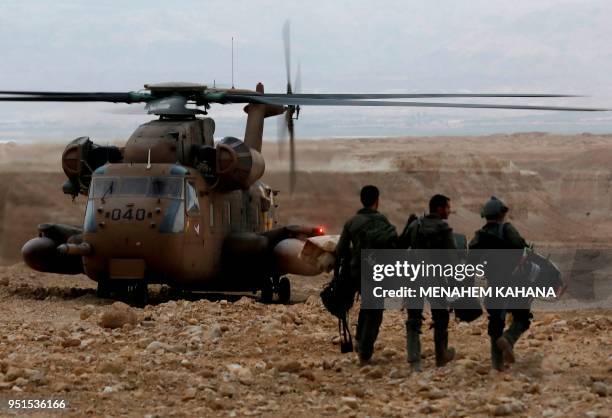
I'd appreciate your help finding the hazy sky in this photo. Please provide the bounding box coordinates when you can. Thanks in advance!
[1,0,612,141]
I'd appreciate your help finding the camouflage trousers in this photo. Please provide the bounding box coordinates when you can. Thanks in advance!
[355,309,384,361]
[487,308,532,340]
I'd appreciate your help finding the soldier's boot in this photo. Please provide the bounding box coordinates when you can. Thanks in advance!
[356,310,383,365]
[406,330,422,372]
[490,337,504,371]
[496,321,527,364]
[434,329,455,367]
[406,319,422,372]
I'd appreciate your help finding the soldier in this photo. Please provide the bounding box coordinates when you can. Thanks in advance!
[468,196,530,371]
[400,194,456,371]
[335,185,398,364]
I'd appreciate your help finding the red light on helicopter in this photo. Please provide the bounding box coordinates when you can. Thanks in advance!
[316,226,325,235]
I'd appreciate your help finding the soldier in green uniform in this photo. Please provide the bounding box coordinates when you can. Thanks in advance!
[469,196,531,371]
[400,194,457,371]
[335,185,398,364]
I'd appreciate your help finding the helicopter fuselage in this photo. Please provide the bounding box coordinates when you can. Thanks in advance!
[22,106,324,301]
[81,162,280,290]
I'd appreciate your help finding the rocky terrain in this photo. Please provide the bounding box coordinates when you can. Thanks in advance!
[0,134,610,416]
[0,265,609,417]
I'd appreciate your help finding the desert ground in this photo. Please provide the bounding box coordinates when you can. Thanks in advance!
[0,133,610,417]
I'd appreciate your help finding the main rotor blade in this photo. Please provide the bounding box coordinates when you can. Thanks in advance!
[282,20,291,93]
[236,92,580,99]
[287,113,296,194]
[0,90,132,96]
[277,113,288,158]
[229,95,608,111]
[0,93,143,103]
[294,61,302,94]
[0,90,579,99]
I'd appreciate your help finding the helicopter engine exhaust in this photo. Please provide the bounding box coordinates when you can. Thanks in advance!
[195,136,266,190]
[57,242,92,256]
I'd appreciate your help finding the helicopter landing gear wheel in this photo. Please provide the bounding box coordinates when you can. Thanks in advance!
[278,276,291,304]
[96,279,112,299]
[260,276,291,304]
[260,277,274,304]
[131,281,149,308]
[125,280,148,307]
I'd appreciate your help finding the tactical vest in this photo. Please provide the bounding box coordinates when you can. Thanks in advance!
[471,223,516,250]
[408,217,452,249]
[348,213,396,251]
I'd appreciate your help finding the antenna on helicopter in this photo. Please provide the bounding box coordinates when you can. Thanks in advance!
[231,37,235,89]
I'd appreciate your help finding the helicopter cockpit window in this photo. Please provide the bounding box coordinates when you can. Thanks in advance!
[185,182,200,215]
[91,177,118,198]
[119,177,149,195]
[149,177,182,198]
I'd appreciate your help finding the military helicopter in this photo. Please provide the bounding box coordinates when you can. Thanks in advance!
[1,23,606,306]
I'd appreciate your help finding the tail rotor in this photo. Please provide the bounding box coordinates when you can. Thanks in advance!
[277,20,301,193]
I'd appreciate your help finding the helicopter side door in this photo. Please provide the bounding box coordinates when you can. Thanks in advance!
[182,179,205,281]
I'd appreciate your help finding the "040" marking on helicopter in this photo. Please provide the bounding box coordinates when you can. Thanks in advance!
[109,208,147,221]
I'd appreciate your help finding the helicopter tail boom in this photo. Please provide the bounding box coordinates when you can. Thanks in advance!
[243,83,284,152]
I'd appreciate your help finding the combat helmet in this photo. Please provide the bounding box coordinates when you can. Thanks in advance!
[481,196,509,219]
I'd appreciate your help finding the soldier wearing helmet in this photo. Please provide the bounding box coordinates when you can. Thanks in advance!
[469,196,531,371]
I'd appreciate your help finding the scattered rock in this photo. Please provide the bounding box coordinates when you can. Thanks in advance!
[98,361,123,375]
[381,347,397,359]
[207,324,223,340]
[182,387,197,401]
[419,403,439,414]
[235,297,253,306]
[491,399,525,416]
[167,344,187,354]
[218,383,236,397]
[388,368,408,379]
[5,367,23,382]
[304,295,319,306]
[584,411,607,418]
[365,368,383,379]
[61,337,81,348]
[278,360,302,373]
[136,337,154,349]
[23,369,45,385]
[592,382,608,397]
[423,388,446,400]
[226,364,253,384]
[341,396,359,409]
[184,325,203,336]
[262,319,282,334]
[298,370,316,381]
[80,305,95,320]
[101,386,115,396]
[98,302,137,329]
[281,312,296,324]
[146,341,169,352]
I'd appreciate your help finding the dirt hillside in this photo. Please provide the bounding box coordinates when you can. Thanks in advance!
[0,134,610,417]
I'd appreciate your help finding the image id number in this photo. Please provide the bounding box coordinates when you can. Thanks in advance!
[8,399,66,409]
